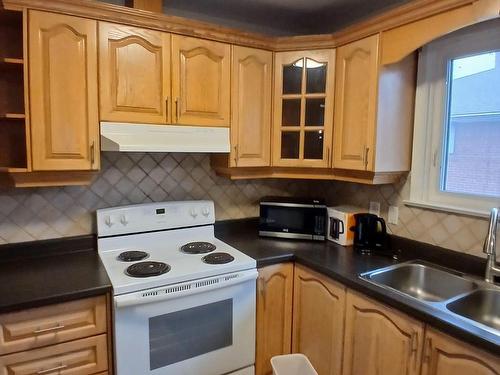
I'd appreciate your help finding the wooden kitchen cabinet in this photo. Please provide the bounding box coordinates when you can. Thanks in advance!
[421,328,500,375]
[333,34,416,173]
[171,35,230,126]
[292,264,345,375]
[0,334,108,375]
[342,290,424,375]
[0,296,107,355]
[256,263,294,375]
[28,10,99,171]
[273,49,335,168]
[230,46,272,167]
[99,22,171,124]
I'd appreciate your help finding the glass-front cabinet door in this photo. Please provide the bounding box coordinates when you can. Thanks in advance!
[273,50,336,167]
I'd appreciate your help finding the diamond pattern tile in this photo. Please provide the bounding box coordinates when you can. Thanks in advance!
[0,153,490,258]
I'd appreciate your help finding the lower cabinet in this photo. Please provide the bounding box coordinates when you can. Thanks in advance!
[0,295,112,375]
[256,264,499,375]
[292,265,346,375]
[256,263,294,375]
[421,328,500,375]
[342,290,424,375]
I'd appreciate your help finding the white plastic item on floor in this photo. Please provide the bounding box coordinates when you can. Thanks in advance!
[271,354,318,375]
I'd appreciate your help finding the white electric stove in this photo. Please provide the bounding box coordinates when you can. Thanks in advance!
[97,200,257,375]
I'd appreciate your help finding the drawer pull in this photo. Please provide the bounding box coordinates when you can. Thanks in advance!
[33,323,65,334]
[37,364,67,374]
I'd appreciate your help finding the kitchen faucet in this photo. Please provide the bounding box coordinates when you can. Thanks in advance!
[483,207,500,283]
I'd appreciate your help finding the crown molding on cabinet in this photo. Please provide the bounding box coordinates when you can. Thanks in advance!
[3,0,499,55]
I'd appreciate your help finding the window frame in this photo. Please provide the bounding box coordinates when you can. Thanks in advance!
[408,20,500,217]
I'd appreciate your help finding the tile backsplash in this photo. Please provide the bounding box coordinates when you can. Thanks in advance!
[0,152,489,258]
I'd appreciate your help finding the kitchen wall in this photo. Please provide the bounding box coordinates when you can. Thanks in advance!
[0,152,489,258]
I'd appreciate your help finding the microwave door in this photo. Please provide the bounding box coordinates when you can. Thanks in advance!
[260,205,318,237]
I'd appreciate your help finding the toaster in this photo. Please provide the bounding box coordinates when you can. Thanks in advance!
[326,206,363,246]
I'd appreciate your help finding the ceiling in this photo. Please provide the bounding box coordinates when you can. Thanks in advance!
[162,0,412,36]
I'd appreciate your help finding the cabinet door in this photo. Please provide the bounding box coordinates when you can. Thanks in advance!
[333,35,379,171]
[171,35,230,127]
[421,328,500,375]
[273,50,335,168]
[29,11,99,171]
[256,263,294,375]
[231,46,272,167]
[99,22,171,124]
[292,265,345,375]
[0,334,108,375]
[342,291,423,375]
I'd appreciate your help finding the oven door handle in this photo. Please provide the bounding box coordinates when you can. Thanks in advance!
[114,269,258,308]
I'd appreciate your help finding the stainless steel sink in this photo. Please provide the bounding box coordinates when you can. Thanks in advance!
[447,290,500,331]
[360,261,478,302]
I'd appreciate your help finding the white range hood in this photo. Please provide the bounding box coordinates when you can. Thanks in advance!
[100,122,230,153]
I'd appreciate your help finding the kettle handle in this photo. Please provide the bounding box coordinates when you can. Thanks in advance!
[377,217,387,234]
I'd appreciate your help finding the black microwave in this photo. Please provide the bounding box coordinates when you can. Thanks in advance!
[259,197,327,241]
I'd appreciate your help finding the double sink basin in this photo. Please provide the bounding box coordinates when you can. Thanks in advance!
[360,260,500,334]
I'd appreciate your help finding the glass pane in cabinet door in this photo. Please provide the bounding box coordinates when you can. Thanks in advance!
[305,98,325,126]
[282,99,301,126]
[306,59,327,93]
[283,59,303,94]
[281,131,300,159]
[304,131,324,159]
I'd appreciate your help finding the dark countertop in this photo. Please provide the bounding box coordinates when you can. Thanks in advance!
[0,235,112,313]
[215,218,500,356]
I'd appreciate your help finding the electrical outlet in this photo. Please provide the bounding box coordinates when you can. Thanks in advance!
[369,201,380,217]
[388,206,399,225]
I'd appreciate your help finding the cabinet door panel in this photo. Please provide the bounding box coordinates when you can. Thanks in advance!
[231,46,272,167]
[256,264,293,375]
[0,334,108,375]
[29,11,99,171]
[292,265,345,375]
[172,36,230,126]
[342,291,423,375]
[273,50,335,168]
[334,35,379,171]
[421,329,499,375]
[99,22,171,124]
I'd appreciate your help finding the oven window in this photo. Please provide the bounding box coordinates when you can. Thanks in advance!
[149,299,233,370]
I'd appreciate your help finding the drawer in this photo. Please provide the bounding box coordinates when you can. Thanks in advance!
[0,296,107,355]
[0,334,108,375]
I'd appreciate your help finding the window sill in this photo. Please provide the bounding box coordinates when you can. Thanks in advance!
[403,200,491,218]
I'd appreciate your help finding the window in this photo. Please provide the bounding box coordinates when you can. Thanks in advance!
[409,19,500,216]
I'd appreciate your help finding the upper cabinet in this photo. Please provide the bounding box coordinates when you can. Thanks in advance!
[333,34,416,173]
[171,35,230,127]
[99,22,171,124]
[231,46,272,167]
[29,10,99,171]
[273,50,335,168]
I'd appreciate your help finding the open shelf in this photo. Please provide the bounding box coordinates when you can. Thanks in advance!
[1,113,25,119]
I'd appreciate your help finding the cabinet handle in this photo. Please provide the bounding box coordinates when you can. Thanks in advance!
[363,145,369,170]
[33,323,65,334]
[326,147,331,166]
[175,98,179,123]
[234,145,238,166]
[258,277,266,310]
[165,97,169,121]
[423,337,432,363]
[409,331,418,368]
[90,141,95,166]
[37,364,67,374]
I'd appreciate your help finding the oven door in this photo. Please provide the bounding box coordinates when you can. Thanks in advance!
[113,269,257,375]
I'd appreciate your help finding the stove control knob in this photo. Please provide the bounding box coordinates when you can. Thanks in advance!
[189,208,198,218]
[202,207,210,217]
[120,215,128,226]
[105,215,114,227]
